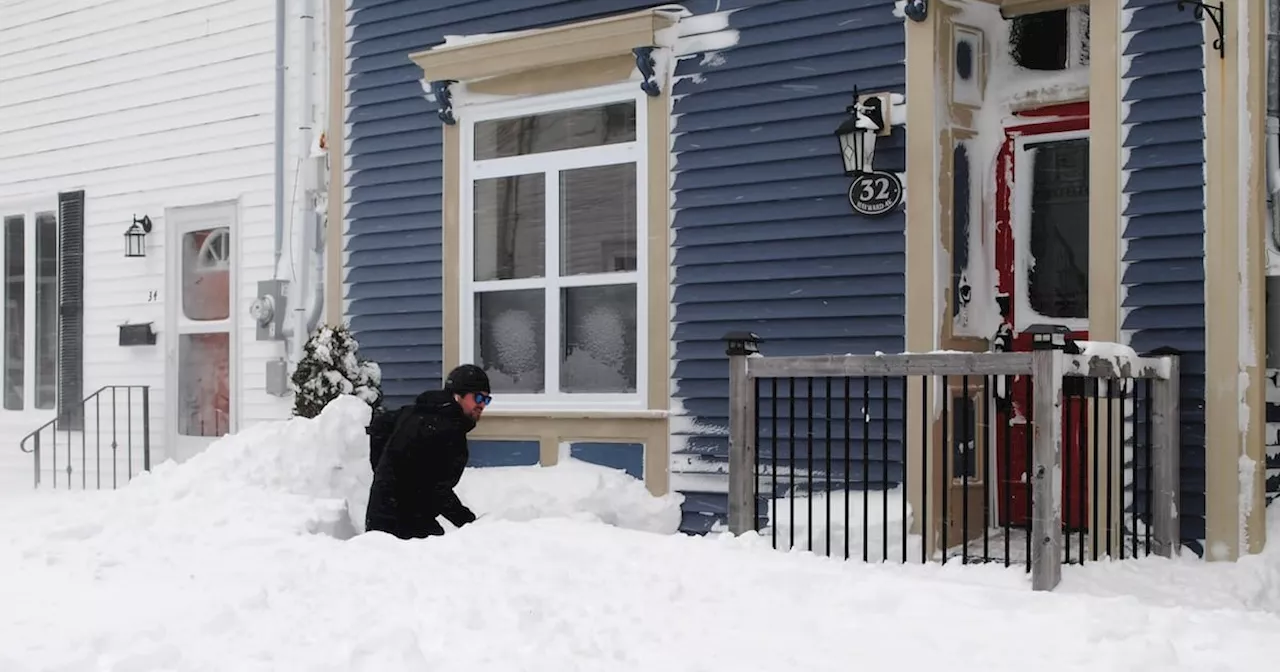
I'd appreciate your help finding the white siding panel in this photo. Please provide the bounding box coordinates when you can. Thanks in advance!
[0,0,317,482]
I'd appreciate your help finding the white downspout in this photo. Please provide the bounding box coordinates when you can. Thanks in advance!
[273,0,286,280]
[287,0,320,368]
[304,0,328,335]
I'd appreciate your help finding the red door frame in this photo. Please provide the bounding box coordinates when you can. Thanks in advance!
[993,101,1090,530]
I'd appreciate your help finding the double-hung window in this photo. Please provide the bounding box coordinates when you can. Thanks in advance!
[0,203,59,411]
[460,83,648,410]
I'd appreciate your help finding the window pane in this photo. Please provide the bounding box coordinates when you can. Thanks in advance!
[35,212,57,409]
[1009,10,1069,71]
[178,333,230,437]
[4,215,23,410]
[561,285,637,394]
[474,102,636,160]
[473,174,545,281]
[1026,137,1089,319]
[181,228,231,321]
[560,163,637,276]
[476,290,545,393]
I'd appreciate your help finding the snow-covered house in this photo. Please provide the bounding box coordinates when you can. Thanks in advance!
[337,0,1277,559]
[0,0,341,483]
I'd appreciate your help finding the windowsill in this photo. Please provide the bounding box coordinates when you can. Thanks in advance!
[407,9,678,83]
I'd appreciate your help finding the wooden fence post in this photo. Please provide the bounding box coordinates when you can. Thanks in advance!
[725,332,761,536]
[1030,349,1065,591]
[1150,353,1181,558]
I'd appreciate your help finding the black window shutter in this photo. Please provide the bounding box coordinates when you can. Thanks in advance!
[56,190,84,431]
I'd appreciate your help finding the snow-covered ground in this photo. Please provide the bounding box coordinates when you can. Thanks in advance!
[1,396,1278,671]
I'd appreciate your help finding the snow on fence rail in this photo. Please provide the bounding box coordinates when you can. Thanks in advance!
[722,332,1182,592]
[19,385,153,490]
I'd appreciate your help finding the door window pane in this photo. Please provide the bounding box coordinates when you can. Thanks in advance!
[178,333,230,437]
[561,285,637,393]
[560,163,637,276]
[473,174,545,281]
[181,227,231,321]
[476,290,545,393]
[1026,138,1089,319]
[3,216,22,410]
[474,102,636,160]
[35,212,57,409]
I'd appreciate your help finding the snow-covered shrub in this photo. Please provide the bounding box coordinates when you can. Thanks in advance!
[290,324,383,419]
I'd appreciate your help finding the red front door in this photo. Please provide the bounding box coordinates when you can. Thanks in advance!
[992,102,1091,530]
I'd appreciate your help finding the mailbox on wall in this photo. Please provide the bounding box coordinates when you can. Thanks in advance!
[118,322,157,346]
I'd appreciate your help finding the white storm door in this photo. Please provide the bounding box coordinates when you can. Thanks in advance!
[166,202,237,463]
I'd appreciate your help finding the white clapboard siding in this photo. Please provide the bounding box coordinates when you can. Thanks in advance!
[0,0,321,484]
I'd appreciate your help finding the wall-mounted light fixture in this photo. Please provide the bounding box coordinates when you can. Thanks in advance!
[902,0,928,21]
[834,87,888,177]
[124,215,152,258]
[835,88,903,218]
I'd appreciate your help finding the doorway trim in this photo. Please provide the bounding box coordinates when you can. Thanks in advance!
[903,0,1122,556]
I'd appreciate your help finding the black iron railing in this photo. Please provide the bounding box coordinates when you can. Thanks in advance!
[19,385,152,489]
[724,335,1182,591]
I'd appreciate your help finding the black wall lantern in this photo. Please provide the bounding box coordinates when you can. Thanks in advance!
[125,214,152,258]
[834,87,886,177]
[835,88,903,218]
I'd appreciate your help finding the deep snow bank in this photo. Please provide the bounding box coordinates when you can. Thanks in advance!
[1056,499,1280,612]
[122,395,682,537]
[458,459,682,534]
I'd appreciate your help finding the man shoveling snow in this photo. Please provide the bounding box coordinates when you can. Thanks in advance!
[364,364,491,540]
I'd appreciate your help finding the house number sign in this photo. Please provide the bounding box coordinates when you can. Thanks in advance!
[848,170,903,217]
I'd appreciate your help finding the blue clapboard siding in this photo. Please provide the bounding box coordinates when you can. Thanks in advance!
[345,0,668,406]
[569,443,645,479]
[1119,0,1206,555]
[346,0,908,534]
[670,0,907,533]
[469,440,541,467]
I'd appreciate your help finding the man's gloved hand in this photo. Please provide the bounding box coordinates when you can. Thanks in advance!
[447,507,477,528]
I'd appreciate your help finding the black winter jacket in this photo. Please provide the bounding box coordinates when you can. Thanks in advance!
[364,390,477,539]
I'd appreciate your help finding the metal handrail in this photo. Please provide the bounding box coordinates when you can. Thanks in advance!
[19,385,152,489]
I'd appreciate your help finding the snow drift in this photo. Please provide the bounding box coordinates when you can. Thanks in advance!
[5,398,1280,670]
[108,395,682,538]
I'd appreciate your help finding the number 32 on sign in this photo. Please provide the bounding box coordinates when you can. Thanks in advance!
[848,170,903,217]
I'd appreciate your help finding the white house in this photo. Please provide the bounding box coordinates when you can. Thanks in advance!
[0,0,339,487]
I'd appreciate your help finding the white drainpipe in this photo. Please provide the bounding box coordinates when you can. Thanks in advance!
[286,0,322,368]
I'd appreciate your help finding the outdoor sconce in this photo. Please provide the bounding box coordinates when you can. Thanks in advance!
[124,215,152,258]
[1025,323,1081,355]
[834,87,887,177]
[836,88,903,218]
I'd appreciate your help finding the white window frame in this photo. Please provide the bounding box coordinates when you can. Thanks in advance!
[1012,128,1091,333]
[0,198,60,413]
[458,81,650,412]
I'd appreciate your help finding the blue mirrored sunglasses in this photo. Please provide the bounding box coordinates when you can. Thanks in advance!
[472,392,492,405]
